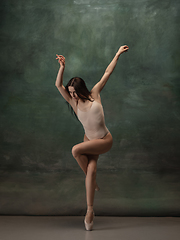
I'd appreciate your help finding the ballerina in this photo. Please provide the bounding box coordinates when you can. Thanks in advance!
[55,45,129,230]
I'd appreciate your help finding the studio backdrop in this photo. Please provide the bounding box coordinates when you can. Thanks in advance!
[0,0,180,216]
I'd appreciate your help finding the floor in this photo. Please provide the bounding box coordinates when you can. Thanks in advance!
[0,216,180,240]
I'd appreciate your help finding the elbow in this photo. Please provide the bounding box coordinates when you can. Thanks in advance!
[55,83,62,89]
[55,82,59,88]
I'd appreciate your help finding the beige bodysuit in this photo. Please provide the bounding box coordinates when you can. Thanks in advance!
[77,100,109,140]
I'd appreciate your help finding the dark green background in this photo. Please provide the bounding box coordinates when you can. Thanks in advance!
[0,0,180,216]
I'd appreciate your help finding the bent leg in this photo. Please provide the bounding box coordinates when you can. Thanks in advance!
[74,153,88,176]
[72,132,113,158]
[72,133,112,189]
[72,134,100,188]
[72,134,92,176]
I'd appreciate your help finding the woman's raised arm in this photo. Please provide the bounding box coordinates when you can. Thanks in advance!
[55,55,71,103]
[91,45,129,94]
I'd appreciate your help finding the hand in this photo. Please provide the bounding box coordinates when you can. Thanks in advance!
[56,54,65,67]
[116,45,129,56]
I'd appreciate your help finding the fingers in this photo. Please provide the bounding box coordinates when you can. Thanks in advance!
[116,45,129,55]
[56,54,65,61]
[121,45,129,53]
[56,54,65,60]
[56,54,65,58]
[122,45,129,50]
[56,54,65,66]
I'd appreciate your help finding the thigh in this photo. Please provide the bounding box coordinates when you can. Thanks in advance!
[77,132,113,156]
[84,134,99,162]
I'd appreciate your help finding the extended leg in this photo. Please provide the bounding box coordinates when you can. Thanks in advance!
[86,155,99,206]
[85,155,99,223]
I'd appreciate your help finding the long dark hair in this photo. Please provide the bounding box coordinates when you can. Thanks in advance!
[65,77,93,117]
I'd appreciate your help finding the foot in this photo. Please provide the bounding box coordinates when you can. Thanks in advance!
[85,209,94,224]
[95,182,100,191]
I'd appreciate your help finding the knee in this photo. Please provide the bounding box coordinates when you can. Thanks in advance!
[72,145,80,158]
[87,165,97,177]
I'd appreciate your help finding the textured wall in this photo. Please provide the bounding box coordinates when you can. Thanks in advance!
[0,0,180,215]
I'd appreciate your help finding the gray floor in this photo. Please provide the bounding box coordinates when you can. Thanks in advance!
[0,216,180,240]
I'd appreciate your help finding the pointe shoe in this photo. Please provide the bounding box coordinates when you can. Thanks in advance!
[84,210,95,231]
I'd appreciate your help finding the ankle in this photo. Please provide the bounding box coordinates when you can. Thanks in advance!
[87,205,93,211]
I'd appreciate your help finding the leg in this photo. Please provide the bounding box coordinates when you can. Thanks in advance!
[71,134,91,176]
[85,154,99,223]
[72,133,113,224]
[86,154,99,206]
[72,146,99,223]
[83,135,100,192]
[72,133,113,191]
[72,149,99,190]
[72,132,113,160]
[74,153,88,176]
[72,134,101,189]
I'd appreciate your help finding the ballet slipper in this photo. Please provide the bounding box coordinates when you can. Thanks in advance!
[84,209,95,231]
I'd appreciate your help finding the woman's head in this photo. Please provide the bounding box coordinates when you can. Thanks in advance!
[65,77,93,102]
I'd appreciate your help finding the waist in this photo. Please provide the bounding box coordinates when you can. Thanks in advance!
[85,127,109,140]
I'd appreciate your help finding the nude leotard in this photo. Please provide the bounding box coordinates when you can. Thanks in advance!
[77,100,109,140]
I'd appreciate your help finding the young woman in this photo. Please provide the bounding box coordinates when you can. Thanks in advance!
[55,45,129,231]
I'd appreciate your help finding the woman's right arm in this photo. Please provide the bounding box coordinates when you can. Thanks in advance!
[55,55,71,103]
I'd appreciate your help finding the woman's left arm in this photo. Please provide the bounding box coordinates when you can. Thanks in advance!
[91,45,129,94]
